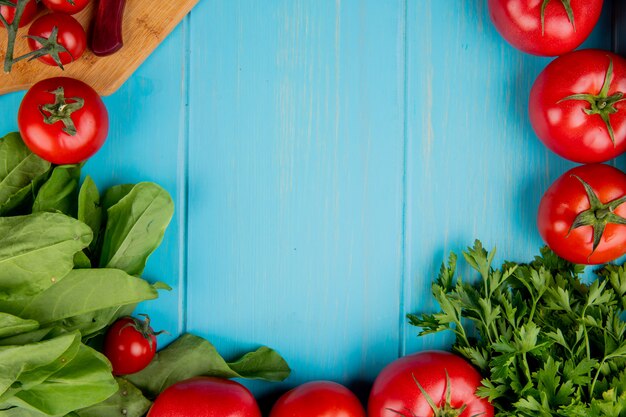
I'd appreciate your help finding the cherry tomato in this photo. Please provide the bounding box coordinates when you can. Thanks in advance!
[147,377,261,417]
[42,0,90,15]
[18,77,108,165]
[270,381,365,417]
[488,0,603,56]
[27,13,86,67]
[538,164,626,265]
[368,351,493,417]
[0,0,39,28]
[103,316,157,376]
[529,50,626,163]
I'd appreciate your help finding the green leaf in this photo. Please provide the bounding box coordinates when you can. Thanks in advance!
[0,313,38,339]
[32,165,81,217]
[0,213,92,301]
[73,251,91,269]
[19,269,159,325]
[99,183,174,276]
[7,345,117,416]
[101,184,134,212]
[0,133,51,215]
[77,176,102,255]
[77,378,151,417]
[126,333,291,398]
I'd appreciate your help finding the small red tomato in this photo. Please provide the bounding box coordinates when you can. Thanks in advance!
[270,381,365,417]
[147,377,262,417]
[18,77,109,164]
[488,0,603,56]
[538,164,626,265]
[27,13,87,67]
[104,316,158,376]
[0,0,39,28]
[42,0,90,15]
[529,50,626,164]
[368,351,493,417]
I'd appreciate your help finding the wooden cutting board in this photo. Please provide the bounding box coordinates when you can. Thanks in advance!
[0,0,199,96]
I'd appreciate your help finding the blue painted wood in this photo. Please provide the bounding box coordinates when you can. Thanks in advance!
[0,0,618,407]
[403,0,614,356]
[186,0,405,398]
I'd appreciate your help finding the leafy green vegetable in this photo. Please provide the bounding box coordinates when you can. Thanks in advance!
[126,333,291,398]
[409,241,626,416]
[0,313,38,339]
[19,269,160,325]
[99,183,174,275]
[77,176,102,256]
[0,213,92,301]
[32,164,82,217]
[77,378,151,417]
[0,133,50,216]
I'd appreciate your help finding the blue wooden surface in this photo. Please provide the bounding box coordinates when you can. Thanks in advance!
[0,0,617,405]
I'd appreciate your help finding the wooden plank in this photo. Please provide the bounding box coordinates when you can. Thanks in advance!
[79,21,189,345]
[403,0,614,355]
[0,0,198,96]
[186,0,405,400]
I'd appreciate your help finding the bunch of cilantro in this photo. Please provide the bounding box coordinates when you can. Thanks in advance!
[410,241,626,417]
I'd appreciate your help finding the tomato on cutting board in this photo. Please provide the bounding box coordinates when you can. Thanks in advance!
[0,0,39,27]
[488,0,603,56]
[529,49,626,163]
[18,77,109,164]
[42,0,90,15]
[27,12,87,67]
[147,377,262,417]
[538,164,626,265]
[270,381,365,417]
[368,351,493,417]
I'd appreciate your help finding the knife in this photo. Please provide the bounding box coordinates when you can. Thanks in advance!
[91,0,127,57]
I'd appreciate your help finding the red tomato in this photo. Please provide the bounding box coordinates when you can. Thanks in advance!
[18,77,108,164]
[529,50,626,163]
[103,316,157,376]
[368,351,493,417]
[0,0,39,28]
[488,0,603,56]
[538,164,626,265]
[147,377,261,417]
[42,0,90,15]
[270,381,365,417]
[27,13,86,67]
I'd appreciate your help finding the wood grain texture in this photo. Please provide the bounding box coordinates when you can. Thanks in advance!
[0,0,198,95]
[186,0,405,399]
[0,0,619,405]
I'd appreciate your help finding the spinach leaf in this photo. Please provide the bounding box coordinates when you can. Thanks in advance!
[73,251,92,269]
[101,184,134,212]
[0,133,51,215]
[0,313,38,339]
[8,345,117,416]
[19,269,160,325]
[99,183,174,275]
[0,213,92,301]
[0,328,58,347]
[126,333,291,398]
[77,176,102,255]
[0,332,78,396]
[32,165,82,217]
[77,378,151,417]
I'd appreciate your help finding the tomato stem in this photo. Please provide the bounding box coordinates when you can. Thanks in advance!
[39,87,84,135]
[2,0,29,73]
[541,0,576,36]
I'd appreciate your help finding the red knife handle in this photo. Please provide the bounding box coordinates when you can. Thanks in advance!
[91,0,127,57]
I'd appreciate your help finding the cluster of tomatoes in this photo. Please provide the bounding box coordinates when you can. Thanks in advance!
[1,0,90,68]
[490,0,626,265]
[104,314,492,417]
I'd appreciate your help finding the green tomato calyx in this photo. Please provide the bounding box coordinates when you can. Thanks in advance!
[25,25,72,70]
[559,57,626,146]
[568,175,626,259]
[386,371,482,417]
[39,87,84,136]
[541,0,575,35]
